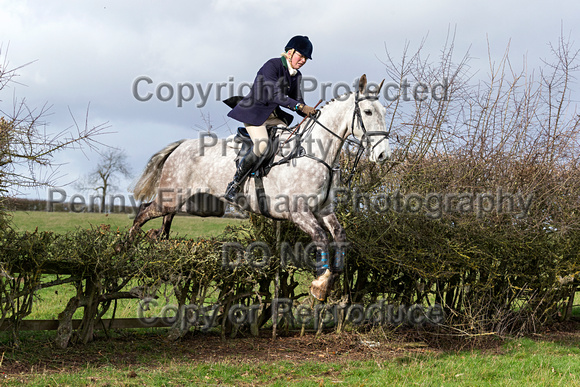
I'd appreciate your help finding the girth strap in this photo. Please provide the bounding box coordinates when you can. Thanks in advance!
[254,176,271,218]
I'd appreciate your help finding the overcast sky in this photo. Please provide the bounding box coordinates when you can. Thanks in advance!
[1,0,579,202]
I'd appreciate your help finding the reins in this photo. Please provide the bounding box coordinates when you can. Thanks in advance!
[280,99,323,149]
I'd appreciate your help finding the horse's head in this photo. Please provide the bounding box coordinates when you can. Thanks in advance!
[349,74,391,164]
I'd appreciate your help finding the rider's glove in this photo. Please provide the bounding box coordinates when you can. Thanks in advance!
[299,104,317,116]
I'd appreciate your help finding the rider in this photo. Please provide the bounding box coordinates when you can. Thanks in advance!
[224,35,318,202]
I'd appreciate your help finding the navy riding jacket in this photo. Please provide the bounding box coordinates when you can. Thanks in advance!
[228,57,305,126]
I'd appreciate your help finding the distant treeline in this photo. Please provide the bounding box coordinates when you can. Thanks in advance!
[6,197,135,213]
[5,197,247,218]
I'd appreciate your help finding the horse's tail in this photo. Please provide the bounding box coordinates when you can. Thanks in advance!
[130,139,187,202]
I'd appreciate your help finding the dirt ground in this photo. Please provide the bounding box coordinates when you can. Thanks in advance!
[1,322,579,378]
[0,329,502,376]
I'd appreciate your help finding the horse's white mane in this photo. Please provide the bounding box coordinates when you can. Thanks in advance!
[317,89,380,113]
[318,92,353,111]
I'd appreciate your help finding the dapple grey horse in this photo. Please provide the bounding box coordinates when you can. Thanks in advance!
[129,75,391,301]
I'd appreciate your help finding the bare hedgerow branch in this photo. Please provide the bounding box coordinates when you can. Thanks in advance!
[334,29,580,335]
[370,29,580,228]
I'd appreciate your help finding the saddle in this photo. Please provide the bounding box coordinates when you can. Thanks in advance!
[232,125,284,179]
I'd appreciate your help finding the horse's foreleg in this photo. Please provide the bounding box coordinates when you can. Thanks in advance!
[319,212,347,274]
[290,211,333,301]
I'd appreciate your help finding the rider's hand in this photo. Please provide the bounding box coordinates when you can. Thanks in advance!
[300,104,317,116]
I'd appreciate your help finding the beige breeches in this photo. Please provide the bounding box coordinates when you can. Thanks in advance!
[245,115,286,157]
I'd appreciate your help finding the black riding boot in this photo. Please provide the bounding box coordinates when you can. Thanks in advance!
[224,150,259,202]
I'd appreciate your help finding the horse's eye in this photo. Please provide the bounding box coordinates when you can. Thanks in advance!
[364,109,372,116]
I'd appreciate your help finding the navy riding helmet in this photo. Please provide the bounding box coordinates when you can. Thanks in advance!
[285,35,313,60]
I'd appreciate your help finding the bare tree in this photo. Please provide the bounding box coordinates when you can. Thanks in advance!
[79,148,132,213]
[0,45,108,209]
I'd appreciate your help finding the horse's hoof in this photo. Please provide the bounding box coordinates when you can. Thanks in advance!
[310,269,332,301]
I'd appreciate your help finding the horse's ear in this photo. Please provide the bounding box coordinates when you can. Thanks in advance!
[377,79,385,95]
[358,74,367,94]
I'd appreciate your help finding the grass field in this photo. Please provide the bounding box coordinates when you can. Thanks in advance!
[8,210,244,238]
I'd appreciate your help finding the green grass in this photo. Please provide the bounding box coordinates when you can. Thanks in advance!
[8,210,244,238]
[27,275,185,321]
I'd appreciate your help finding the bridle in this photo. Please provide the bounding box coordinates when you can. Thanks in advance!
[343,91,390,187]
[272,91,390,195]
